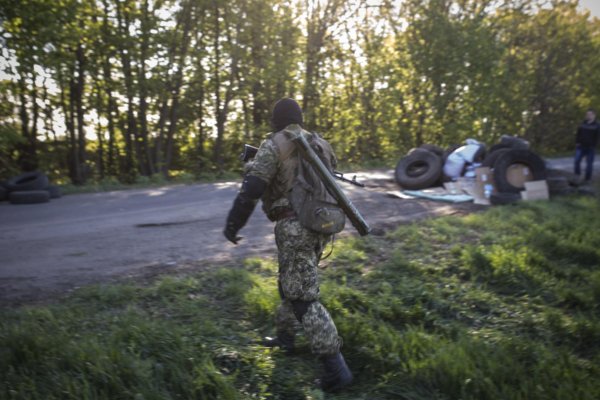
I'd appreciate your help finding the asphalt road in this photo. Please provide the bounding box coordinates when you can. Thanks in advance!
[0,157,595,305]
[0,170,480,305]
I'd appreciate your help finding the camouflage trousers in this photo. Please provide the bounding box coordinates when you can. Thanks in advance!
[274,217,342,355]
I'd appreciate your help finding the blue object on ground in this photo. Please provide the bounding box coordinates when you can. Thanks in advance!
[403,190,474,203]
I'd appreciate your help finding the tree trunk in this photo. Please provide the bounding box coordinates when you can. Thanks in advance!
[103,57,117,177]
[68,74,81,183]
[154,99,169,172]
[116,1,143,178]
[16,74,37,171]
[138,0,154,176]
[153,6,181,173]
[212,2,239,174]
[42,81,57,145]
[195,50,206,171]
[95,83,105,179]
[212,2,223,171]
[101,0,117,177]
[75,36,87,183]
[302,45,319,130]
[163,0,194,177]
[241,98,251,140]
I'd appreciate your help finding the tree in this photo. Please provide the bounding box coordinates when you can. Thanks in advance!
[1,0,599,183]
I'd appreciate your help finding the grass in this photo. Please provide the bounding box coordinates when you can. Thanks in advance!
[55,165,392,195]
[56,165,385,195]
[2,196,600,399]
[59,170,240,195]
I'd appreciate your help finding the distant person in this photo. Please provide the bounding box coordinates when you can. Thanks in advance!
[574,109,600,181]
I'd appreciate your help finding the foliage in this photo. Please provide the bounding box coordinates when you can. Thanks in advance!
[0,1,598,182]
[2,196,600,399]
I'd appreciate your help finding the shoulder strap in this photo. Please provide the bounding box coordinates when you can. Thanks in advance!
[271,130,297,163]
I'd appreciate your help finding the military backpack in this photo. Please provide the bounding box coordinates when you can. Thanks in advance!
[273,126,345,234]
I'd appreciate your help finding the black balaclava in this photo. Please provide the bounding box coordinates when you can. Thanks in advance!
[271,98,303,132]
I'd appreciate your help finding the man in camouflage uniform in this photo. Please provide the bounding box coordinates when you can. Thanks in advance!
[224,98,352,391]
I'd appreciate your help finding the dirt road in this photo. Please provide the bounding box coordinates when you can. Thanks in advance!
[0,157,594,305]
[0,170,482,305]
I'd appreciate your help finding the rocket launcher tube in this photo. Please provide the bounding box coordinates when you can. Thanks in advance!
[291,132,371,236]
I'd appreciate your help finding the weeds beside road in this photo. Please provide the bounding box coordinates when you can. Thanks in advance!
[58,170,241,195]
[2,196,600,399]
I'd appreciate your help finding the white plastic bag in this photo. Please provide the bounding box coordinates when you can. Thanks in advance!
[443,151,466,179]
[443,139,484,179]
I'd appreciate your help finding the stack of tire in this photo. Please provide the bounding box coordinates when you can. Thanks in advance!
[545,169,578,196]
[394,144,459,190]
[0,171,62,205]
[481,136,546,205]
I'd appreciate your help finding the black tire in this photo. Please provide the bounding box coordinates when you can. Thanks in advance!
[500,135,530,150]
[404,148,436,177]
[493,149,546,193]
[405,149,434,180]
[545,168,580,187]
[547,177,570,192]
[552,188,576,196]
[9,190,50,205]
[46,185,62,199]
[482,148,511,168]
[490,192,521,205]
[6,171,49,192]
[473,144,487,163]
[0,186,7,202]
[488,143,510,154]
[395,150,443,190]
[419,144,444,157]
[407,147,430,155]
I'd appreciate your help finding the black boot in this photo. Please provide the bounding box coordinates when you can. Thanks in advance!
[260,332,295,351]
[318,352,353,392]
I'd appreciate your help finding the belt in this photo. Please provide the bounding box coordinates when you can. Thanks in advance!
[273,208,296,221]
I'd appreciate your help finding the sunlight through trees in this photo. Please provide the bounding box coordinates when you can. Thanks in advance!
[0,0,598,183]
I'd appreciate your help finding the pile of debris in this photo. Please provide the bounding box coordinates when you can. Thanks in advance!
[0,171,62,205]
[395,135,556,205]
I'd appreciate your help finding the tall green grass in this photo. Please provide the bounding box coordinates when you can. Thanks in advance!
[2,196,599,399]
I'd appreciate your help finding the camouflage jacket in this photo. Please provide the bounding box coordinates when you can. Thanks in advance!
[247,124,337,221]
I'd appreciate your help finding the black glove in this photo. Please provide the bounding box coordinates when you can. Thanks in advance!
[223,175,267,245]
[224,221,242,244]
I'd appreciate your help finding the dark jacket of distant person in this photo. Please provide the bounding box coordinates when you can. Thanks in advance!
[576,118,600,148]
